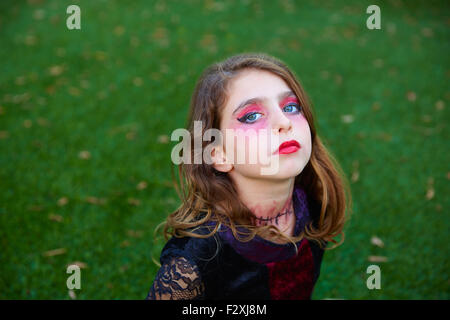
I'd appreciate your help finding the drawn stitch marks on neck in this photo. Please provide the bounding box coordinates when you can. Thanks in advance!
[250,197,294,227]
[253,206,294,226]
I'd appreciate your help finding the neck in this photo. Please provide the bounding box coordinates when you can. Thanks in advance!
[231,175,296,226]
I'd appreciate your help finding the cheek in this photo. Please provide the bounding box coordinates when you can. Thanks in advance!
[223,125,271,163]
[290,115,312,150]
[233,129,263,155]
[291,115,310,135]
[227,121,270,154]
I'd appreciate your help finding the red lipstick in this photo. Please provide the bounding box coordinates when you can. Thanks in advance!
[277,140,301,154]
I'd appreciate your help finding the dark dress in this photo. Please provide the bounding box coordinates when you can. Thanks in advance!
[146,185,327,300]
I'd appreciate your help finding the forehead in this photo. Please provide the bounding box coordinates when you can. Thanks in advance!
[225,69,291,104]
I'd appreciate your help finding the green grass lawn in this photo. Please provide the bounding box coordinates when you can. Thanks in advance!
[0,0,448,299]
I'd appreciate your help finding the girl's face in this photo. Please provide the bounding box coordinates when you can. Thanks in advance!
[215,68,312,180]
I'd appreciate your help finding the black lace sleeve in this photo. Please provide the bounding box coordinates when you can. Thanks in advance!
[146,256,205,300]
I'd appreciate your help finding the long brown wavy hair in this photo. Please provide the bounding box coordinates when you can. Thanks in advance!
[154,52,352,260]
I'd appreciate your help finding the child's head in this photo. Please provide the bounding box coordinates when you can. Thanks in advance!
[210,67,312,183]
[164,52,352,249]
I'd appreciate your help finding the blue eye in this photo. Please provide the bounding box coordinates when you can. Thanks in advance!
[238,112,262,123]
[283,103,301,113]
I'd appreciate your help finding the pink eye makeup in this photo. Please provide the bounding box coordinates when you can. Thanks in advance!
[281,96,302,114]
[236,105,265,124]
[234,95,302,125]
[281,96,300,105]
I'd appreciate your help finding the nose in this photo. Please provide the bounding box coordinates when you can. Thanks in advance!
[271,107,292,134]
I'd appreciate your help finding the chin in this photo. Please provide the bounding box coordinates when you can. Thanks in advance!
[271,166,304,180]
[259,156,307,179]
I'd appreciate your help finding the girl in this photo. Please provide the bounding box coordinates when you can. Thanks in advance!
[146,52,352,300]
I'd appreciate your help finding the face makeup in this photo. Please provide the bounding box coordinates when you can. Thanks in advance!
[235,105,264,120]
[216,69,312,181]
[231,95,301,131]
[230,105,268,132]
[281,96,300,107]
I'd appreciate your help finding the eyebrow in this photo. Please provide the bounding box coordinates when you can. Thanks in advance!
[232,90,297,116]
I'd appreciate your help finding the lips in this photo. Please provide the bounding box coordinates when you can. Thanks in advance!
[277,140,301,155]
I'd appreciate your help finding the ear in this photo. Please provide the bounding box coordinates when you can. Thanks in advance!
[210,145,233,173]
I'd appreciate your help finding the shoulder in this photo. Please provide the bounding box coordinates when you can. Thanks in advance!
[147,227,223,300]
[146,254,205,300]
[159,226,223,268]
[149,231,269,300]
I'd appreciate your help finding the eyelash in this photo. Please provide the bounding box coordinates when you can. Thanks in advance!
[237,103,302,123]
